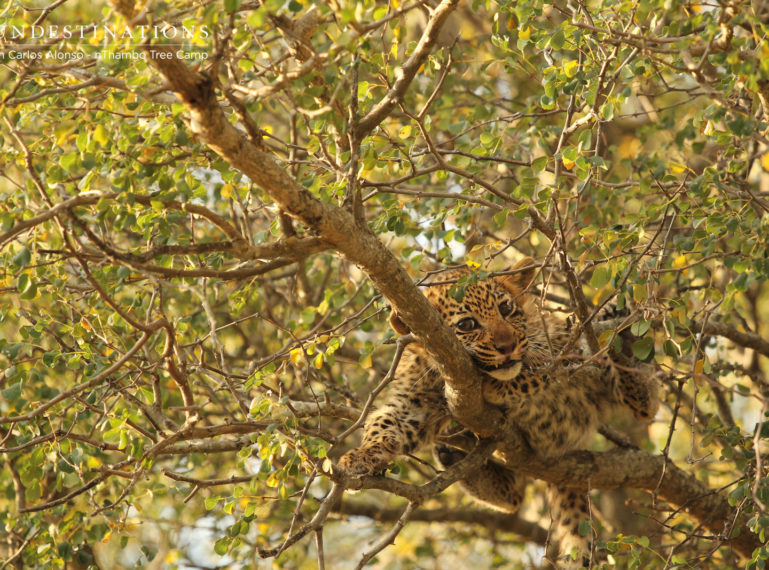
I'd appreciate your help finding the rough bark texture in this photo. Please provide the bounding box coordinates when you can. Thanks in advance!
[494,445,761,557]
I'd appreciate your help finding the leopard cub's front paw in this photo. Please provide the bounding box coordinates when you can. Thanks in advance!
[337,449,379,476]
[434,444,467,469]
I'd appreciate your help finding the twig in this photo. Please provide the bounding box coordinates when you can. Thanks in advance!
[356,502,417,569]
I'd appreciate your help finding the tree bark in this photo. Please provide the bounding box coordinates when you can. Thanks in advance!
[494,445,761,558]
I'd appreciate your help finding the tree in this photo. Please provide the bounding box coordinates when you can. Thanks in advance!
[1,0,768,567]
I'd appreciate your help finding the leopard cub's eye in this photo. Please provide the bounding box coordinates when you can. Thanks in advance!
[499,300,515,316]
[456,317,478,332]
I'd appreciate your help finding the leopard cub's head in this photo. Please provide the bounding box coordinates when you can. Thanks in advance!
[391,257,547,380]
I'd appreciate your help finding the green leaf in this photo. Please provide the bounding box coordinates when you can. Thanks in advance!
[60,152,79,172]
[300,307,316,325]
[214,537,231,556]
[578,519,592,537]
[549,29,565,49]
[663,340,680,357]
[531,156,548,172]
[13,246,31,267]
[590,266,611,289]
[16,273,31,295]
[630,319,650,337]
[1,382,22,402]
[632,338,655,361]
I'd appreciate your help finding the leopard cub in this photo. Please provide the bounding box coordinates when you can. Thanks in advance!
[338,257,658,565]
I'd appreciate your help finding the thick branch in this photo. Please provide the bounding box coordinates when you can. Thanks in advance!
[494,445,762,558]
[693,319,769,360]
[136,44,501,434]
[335,501,549,545]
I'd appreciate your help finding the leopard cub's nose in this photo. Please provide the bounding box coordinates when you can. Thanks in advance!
[491,324,519,354]
[498,337,527,357]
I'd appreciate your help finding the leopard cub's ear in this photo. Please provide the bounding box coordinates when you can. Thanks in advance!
[389,311,411,335]
[501,257,538,291]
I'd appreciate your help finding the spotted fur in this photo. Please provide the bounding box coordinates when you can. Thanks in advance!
[338,257,659,566]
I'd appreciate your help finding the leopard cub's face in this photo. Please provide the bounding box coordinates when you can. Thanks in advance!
[424,272,533,381]
[388,259,556,379]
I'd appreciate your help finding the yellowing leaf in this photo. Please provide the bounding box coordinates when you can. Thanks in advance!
[289,348,303,364]
[597,330,614,346]
[668,161,692,175]
[617,135,642,159]
[632,284,648,303]
[762,152,769,172]
[563,60,579,78]
[56,132,68,147]
[672,255,687,268]
[314,353,324,369]
[519,26,531,40]
[221,184,234,199]
[93,124,110,146]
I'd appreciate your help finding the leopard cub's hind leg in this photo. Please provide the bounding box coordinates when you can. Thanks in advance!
[547,485,593,569]
[434,444,525,513]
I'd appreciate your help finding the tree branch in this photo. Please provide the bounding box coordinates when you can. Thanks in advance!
[692,319,769,360]
[494,445,761,558]
[335,501,549,545]
[354,0,460,141]
[131,37,501,434]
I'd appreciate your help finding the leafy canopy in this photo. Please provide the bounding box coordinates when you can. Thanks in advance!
[1,0,769,568]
